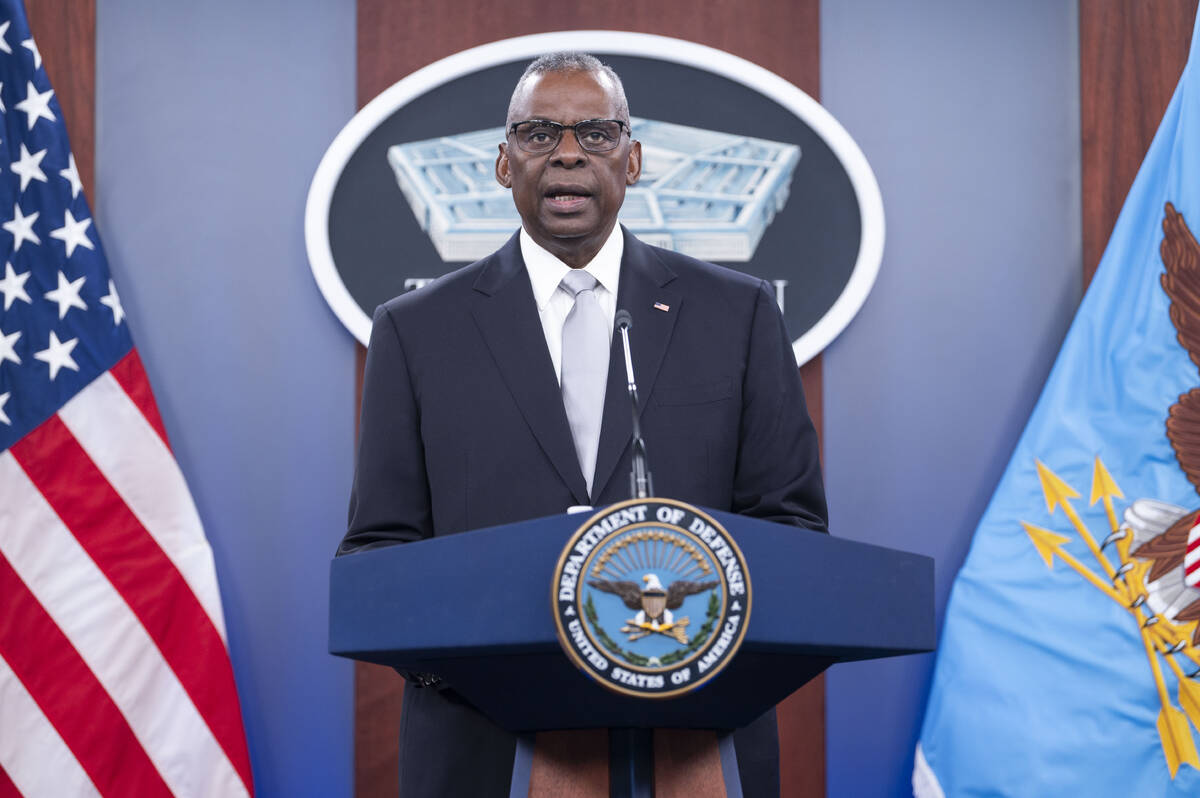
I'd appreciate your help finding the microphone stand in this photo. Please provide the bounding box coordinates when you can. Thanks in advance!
[614,310,657,793]
[615,311,653,499]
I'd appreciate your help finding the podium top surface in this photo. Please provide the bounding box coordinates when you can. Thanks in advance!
[331,504,933,654]
[329,505,934,730]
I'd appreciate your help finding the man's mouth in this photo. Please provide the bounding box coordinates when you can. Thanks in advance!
[544,187,592,212]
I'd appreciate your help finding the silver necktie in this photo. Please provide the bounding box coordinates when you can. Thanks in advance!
[559,269,609,495]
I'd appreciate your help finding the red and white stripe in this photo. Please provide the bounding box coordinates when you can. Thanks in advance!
[0,350,253,797]
[1185,516,1200,588]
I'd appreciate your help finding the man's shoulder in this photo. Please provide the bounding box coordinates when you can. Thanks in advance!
[379,259,485,315]
[373,247,511,336]
[629,235,766,298]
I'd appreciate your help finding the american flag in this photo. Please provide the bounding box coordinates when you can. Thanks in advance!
[0,2,253,796]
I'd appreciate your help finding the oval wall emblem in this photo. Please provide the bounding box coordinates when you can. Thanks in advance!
[305,31,885,365]
[551,499,751,698]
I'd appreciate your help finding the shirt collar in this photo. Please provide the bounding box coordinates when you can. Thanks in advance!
[520,224,624,311]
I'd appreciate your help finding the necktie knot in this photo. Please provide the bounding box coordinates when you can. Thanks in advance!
[560,269,598,297]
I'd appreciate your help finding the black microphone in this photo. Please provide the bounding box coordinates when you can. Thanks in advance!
[615,310,653,499]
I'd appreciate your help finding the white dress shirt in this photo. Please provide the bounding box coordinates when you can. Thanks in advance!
[520,224,623,383]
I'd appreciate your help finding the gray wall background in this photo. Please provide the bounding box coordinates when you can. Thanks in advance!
[96,2,357,796]
[93,1,1081,795]
[821,2,1081,795]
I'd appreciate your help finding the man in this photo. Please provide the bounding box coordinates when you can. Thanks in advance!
[341,52,827,797]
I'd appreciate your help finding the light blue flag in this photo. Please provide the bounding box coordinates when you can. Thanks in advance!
[915,16,1200,798]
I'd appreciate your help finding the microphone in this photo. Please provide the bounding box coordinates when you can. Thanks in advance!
[615,310,653,499]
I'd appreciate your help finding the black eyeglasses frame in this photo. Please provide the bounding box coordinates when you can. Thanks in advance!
[506,118,631,154]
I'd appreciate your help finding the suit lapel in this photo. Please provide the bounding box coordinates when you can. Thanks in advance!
[591,230,681,501]
[469,233,590,505]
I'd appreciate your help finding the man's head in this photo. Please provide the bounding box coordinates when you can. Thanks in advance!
[496,52,642,269]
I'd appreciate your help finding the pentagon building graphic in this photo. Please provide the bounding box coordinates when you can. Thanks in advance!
[387,118,801,263]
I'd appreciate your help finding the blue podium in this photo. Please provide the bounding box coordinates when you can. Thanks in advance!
[330,507,935,795]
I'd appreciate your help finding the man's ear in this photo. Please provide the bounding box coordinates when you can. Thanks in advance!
[626,139,642,186]
[495,143,512,188]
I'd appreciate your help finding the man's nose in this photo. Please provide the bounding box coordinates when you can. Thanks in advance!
[550,130,587,167]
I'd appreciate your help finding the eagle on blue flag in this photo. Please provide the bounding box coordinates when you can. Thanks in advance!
[1128,205,1200,643]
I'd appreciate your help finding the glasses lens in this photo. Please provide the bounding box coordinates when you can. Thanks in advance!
[575,120,623,152]
[515,122,562,153]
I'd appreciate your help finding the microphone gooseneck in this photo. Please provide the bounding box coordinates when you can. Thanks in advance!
[615,310,653,499]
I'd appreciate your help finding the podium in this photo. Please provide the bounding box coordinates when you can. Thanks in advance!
[330,506,934,795]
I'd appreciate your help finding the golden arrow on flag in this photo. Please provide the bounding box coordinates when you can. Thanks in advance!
[1090,456,1125,535]
[1036,460,1118,580]
[1142,624,1200,777]
[1148,617,1200,664]
[1152,634,1200,733]
[1022,522,1124,603]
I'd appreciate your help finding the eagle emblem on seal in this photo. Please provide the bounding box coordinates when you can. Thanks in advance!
[589,573,717,644]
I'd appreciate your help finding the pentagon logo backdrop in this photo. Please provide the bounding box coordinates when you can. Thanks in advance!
[306,31,884,365]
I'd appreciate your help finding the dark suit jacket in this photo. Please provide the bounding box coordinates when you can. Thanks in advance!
[340,228,827,797]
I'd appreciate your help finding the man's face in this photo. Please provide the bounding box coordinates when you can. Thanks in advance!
[496,69,642,266]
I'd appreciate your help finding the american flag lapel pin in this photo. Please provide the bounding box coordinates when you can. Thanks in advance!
[653,302,670,312]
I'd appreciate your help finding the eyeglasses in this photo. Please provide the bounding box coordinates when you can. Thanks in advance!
[507,119,630,154]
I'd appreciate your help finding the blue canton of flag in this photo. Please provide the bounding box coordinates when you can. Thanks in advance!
[0,2,254,795]
[915,14,1200,798]
[0,11,130,442]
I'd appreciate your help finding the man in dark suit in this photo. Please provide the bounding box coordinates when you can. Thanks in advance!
[340,52,827,798]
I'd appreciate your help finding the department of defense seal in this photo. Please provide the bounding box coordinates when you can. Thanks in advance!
[552,498,752,698]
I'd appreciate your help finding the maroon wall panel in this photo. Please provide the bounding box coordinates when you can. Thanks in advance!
[1080,0,1198,288]
[26,0,94,201]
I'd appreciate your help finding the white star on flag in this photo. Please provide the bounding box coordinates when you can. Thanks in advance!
[0,21,12,55]
[50,209,93,257]
[60,152,82,198]
[3,203,38,250]
[15,80,53,130]
[34,330,78,380]
[0,391,9,425]
[100,279,124,325]
[0,328,20,366]
[0,261,30,309]
[21,38,39,70]
[11,142,46,192]
[44,270,86,319]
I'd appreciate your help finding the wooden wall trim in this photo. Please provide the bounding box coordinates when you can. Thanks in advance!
[1080,0,1197,289]
[355,4,823,795]
[357,10,818,112]
[27,0,95,201]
